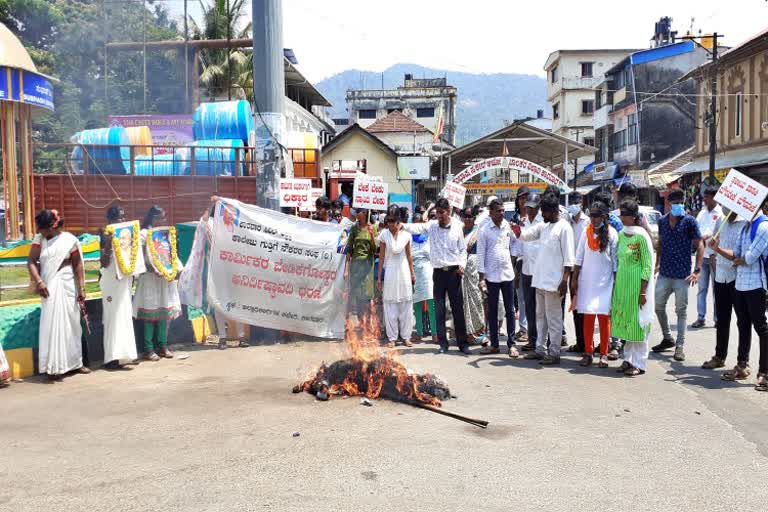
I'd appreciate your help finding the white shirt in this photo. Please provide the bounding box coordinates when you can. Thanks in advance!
[520,215,543,276]
[404,220,467,269]
[570,212,589,252]
[519,217,575,292]
[477,220,517,283]
[575,226,618,314]
[696,204,723,258]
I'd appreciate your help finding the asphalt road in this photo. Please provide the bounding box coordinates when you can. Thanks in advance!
[1,291,767,512]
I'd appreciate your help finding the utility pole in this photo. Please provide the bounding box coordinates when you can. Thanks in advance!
[708,33,719,182]
[253,0,285,211]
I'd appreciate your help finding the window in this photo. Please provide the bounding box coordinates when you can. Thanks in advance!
[551,65,558,84]
[416,107,435,118]
[735,92,743,137]
[583,136,595,147]
[581,62,594,78]
[628,113,638,145]
[581,100,594,115]
[595,91,603,109]
[358,109,376,119]
[553,102,560,120]
[612,130,627,153]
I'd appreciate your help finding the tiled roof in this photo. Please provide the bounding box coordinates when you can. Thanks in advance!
[366,111,431,134]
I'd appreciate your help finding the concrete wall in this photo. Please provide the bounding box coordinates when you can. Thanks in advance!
[320,130,409,197]
[373,131,434,155]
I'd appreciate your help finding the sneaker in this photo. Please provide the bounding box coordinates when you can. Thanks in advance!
[524,352,543,360]
[652,339,675,353]
[690,319,706,329]
[673,346,685,362]
[702,356,725,370]
[540,355,561,365]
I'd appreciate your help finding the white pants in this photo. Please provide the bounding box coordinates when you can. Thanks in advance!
[536,288,564,358]
[384,301,414,342]
[624,341,649,371]
[214,308,245,339]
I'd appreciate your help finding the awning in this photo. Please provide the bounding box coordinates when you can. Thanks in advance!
[675,146,768,176]
[574,183,602,195]
[583,161,595,173]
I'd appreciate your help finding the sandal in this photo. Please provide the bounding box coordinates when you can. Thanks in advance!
[624,367,645,377]
[402,339,413,347]
[597,356,609,368]
[579,355,593,367]
[616,361,631,373]
[755,374,768,392]
[721,365,751,381]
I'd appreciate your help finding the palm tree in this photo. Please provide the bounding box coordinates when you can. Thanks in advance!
[189,0,253,101]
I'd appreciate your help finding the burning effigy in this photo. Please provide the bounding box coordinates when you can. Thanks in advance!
[293,318,451,406]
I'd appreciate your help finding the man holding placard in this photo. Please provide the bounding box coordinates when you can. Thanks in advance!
[652,189,703,362]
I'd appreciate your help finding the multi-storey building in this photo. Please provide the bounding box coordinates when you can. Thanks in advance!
[677,28,768,185]
[544,48,638,179]
[346,74,457,145]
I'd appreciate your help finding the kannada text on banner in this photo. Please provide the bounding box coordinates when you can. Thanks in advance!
[207,199,348,338]
[715,169,768,221]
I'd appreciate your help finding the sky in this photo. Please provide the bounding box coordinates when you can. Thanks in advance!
[171,0,768,83]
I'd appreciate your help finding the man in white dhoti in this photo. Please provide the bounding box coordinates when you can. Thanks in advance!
[28,209,91,381]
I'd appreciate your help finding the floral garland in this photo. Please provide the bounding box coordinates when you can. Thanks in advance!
[105,221,139,277]
[147,226,178,281]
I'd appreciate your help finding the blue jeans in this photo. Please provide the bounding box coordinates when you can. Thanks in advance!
[655,275,690,347]
[696,256,717,322]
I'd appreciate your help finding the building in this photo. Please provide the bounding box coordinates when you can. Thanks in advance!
[592,39,710,191]
[544,48,639,178]
[346,74,457,145]
[515,109,553,131]
[320,124,414,209]
[676,28,768,185]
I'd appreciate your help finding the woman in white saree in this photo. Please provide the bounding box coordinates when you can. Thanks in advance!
[27,209,91,381]
[101,206,141,369]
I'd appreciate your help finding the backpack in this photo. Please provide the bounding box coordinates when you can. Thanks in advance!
[749,215,768,289]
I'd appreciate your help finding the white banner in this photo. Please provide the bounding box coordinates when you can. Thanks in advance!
[441,182,466,209]
[207,199,348,338]
[451,156,571,193]
[715,169,768,221]
[279,178,312,208]
[353,177,389,210]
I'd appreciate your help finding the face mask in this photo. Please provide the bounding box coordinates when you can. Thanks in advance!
[567,205,581,216]
[670,204,685,217]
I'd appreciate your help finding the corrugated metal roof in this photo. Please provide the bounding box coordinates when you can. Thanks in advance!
[675,146,768,175]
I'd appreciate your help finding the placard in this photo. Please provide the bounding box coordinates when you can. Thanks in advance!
[441,182,466,209]
[353,177,389,211]
[279,178,313,208]
[300,188,325,212]
[714,169,768,221]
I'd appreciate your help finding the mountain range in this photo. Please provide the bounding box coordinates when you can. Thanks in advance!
[315,63,548,145]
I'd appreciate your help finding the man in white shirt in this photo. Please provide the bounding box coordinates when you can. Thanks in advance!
[477,199,520,357]
[404,197,470,354]
[512,193,575,365]
[518,193,543,352]
[691,186,723,329]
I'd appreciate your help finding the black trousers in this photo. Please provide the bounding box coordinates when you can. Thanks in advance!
[487,280,516,348]
[733,287,768,372]
[714,281,738,361]
[522,273,537,345]
[433,268,468,349]
[573,311,585,352]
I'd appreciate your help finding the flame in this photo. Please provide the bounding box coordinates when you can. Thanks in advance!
[295,304,446,406]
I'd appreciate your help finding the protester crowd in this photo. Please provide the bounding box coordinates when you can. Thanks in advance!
[1,182,766,393]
